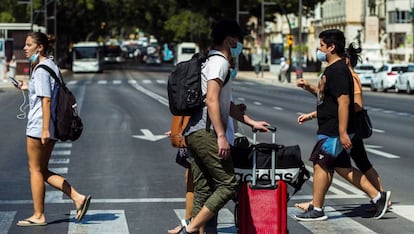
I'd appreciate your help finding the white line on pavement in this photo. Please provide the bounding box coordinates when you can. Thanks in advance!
[0,211,16,234]
[52,150,71,156]
[68,210,130,234]
[288,206,377,233]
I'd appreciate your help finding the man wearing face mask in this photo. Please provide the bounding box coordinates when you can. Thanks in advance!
[294,29,390,221]
[168,19,270,234]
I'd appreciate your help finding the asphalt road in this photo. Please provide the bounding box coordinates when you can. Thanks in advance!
[0,63,413,233]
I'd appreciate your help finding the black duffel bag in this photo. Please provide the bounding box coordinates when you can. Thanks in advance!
[231,137,310,198]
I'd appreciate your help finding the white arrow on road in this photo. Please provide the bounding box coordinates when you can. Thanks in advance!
[132,129,167,142]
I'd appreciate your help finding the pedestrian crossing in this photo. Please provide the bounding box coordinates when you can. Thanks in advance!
[2,205,414,233]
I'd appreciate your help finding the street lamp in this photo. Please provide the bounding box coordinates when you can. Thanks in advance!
[297,0,303,78]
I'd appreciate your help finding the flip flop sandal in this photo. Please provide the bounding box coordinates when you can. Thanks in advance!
[16,219,47,227]
[77,195,92,221]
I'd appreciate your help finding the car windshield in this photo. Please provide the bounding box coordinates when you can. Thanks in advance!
[356,65,374,71]
[392,66,407,73]
[355,65,375,74]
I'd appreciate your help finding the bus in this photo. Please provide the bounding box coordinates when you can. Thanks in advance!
[72,42,104,73]
[174,42,199,65]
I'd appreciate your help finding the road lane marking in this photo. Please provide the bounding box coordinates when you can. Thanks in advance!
[304,165,367,196]
[173,209,236,234]
[132,129,167,141]
[50,167,68,174]
[113,80,122,84]
[129,80,169,106]
[365,147,400,159]
[0,211,16,234]
[49,158,70,164]
[392,205,414,222]
[97,80,107,85]
[52,150,71,156]
[273,106,283,111]
[55,142,72,148]
[68,210,130,234]
[156,80,167,84]
[288,207,376,233]
[67,80,78,85]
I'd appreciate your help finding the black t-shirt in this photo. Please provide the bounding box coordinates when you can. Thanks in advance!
[316,59,355,136]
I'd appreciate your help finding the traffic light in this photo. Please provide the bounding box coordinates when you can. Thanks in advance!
[286,35,293,46]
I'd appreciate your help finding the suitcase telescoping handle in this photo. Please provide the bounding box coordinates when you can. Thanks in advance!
[251,126,277,189]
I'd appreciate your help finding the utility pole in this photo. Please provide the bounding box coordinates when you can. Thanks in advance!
[297,0,303,78]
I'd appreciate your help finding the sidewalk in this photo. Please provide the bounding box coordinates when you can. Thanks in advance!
[236,71,320,88]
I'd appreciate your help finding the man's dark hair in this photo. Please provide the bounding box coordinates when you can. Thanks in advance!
[319,29,346,56]
[211,19,246,45]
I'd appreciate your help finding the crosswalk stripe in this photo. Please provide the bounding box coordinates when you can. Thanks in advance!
[113,80,122,84]
[173,208,236,234]
[391,205,414,222]
[52,150,71,156]
[55,142,72,148]
[0,211,16,234]
[50,167,68,174]
[97,80,107,85]
[67,80,78,85]
[49,158,70,164]
[288,206,376,233]
[68,210,130,234]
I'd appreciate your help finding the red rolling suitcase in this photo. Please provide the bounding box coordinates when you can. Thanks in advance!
[236,127,288,234]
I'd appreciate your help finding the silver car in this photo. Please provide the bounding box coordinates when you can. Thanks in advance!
[371,64,407,92]
[354,64,375,86]
[396,63,414,94]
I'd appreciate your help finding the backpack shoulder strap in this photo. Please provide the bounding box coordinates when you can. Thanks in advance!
[36,64,65,87]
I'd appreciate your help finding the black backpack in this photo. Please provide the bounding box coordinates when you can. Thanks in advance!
[36,64,83,141]
[167,53,230,116]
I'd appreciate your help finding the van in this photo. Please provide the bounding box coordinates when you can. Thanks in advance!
[175,42,199,65]
[72,42,104,73]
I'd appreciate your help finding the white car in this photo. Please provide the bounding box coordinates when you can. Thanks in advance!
[371,64,407,92]
[354,64,375,86]
[396,63,414,94]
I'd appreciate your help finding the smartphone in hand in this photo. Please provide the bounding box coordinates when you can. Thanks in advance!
[8,75,19,87]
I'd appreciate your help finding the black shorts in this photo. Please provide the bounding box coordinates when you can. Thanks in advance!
[309,137,352,172]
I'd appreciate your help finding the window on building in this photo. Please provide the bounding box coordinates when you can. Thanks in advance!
[389,10,412,24]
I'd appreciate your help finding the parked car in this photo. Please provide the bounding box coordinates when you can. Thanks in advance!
[395,63,414,94]
[354,64,375,86]
[371,63,407,92]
